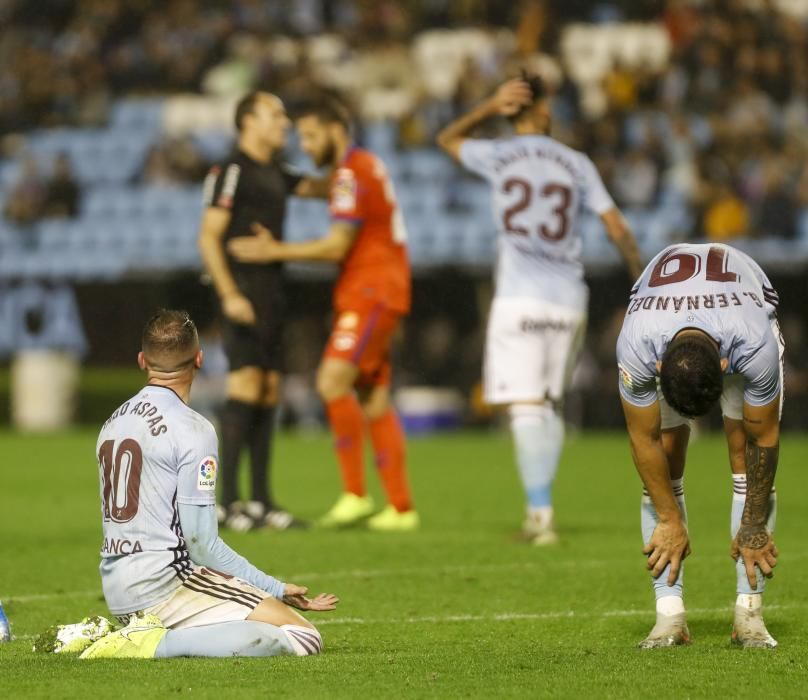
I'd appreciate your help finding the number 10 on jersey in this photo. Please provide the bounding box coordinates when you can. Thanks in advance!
[98,439,143,523]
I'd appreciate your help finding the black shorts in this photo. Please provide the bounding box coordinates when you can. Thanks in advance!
[222,272,285,372]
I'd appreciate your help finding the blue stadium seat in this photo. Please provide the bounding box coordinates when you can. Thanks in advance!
[192,130,233,161]
[402,149,456,183]
[110,99,165,131]
[36,220,73,253]
[362,121,397,155]
[797,208,808,246]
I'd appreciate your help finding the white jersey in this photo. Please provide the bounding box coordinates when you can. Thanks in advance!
[460,135,615,311]
[95,385,219,615]
[617,243,781,408]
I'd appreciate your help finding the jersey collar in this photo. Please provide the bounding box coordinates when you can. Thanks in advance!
[145,383,185,403]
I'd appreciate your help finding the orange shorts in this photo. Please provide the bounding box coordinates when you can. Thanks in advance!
[324,303,402,387]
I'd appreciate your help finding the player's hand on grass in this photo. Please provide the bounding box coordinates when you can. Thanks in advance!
[490,78,533,116]
[283,583,339,612]
[643,518,691,586]
[227,223,282,263]
[731,526,778,589]
[221,292,256,325]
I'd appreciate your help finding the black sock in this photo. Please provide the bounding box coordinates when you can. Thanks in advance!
[249,405,277,507]
[220,399,257,507]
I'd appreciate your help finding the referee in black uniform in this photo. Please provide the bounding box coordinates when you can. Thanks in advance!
[198,91,325,530]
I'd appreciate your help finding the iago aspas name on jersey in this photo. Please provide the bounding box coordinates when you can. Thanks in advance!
[101,398,168,437]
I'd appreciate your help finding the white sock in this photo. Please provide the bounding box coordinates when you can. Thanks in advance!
[656,596,685,616]
[642,478,687,600]
[509,404,564,510]
[527,505,554,521]
[736,593,762,611]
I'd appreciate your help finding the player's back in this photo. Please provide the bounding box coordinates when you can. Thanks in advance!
[329,147,410,314]
[95,385,218,615]
[618,243,780,391]
[460,134,615,311]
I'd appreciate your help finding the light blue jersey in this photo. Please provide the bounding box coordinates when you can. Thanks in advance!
[95,385,218,615]
[460,135,615,312]
[616,243,781,408]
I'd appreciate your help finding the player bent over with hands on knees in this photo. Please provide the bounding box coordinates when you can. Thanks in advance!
[68,310,337,659]
[436,72,642,544]
[617,243,782,648]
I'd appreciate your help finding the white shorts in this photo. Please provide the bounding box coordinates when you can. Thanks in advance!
[484,297,586,405]
[660,317,785,430]
[117,567,271,630]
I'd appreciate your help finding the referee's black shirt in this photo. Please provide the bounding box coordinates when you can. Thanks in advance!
[202,149,302,299]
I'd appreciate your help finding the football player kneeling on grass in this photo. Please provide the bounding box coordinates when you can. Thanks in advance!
[617,244,782,649]
[38,310,337,659]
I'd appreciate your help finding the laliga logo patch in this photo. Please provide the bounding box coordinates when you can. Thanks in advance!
[332,331,357,351]
[198,456,218,491]
[332,168,357,212]
[618,364,633,390]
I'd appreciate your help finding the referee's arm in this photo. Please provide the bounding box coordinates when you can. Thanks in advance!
[198,207,255,325]
[294,177,331,199]
[228,221,358,264]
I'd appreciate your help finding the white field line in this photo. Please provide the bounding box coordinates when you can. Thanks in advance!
[7,550,808,603]
[13,602,807,641]
[315,602,807,626]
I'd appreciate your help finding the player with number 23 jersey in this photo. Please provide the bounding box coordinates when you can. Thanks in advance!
[437,73,642,545]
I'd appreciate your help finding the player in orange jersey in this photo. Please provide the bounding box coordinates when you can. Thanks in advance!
[229,99,418,531]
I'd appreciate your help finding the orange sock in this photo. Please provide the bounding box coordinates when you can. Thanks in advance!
[368,409,412,512]
[326,395,366,497]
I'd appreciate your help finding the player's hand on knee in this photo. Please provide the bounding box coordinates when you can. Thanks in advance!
[733,527,778,589]
[643,519,690,585]
[222,292,256,325]
[282,583,339,612]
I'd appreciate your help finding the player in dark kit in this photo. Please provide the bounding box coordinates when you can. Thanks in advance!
[198,91,326,531]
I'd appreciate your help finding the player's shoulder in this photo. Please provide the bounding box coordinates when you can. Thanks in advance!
[521,134,598,178]
[166,395,215,435]
[207,149,244,174]
[343,147,379,174]
[517,134,586,159]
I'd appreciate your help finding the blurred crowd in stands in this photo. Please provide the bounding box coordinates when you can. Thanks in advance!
[4,153,81,225]
[2,0,808,426]
[3,0,808,240]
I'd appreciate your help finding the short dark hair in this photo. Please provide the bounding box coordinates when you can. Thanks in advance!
[235,91,263,132]
[659,334,723,418]
[508,69,548,123]
[295,97,351,130]
[142,309,198,371]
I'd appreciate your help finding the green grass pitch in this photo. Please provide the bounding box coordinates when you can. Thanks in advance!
[1,429,807,698]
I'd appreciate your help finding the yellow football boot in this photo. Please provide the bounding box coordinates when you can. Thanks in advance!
[318,493,374,528]
[367,505,420,532]
[80,614,167,659]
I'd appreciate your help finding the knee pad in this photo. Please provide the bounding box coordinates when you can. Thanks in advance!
[281,624,323,656]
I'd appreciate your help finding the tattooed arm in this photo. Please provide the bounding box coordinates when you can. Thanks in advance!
[733,397,781,589]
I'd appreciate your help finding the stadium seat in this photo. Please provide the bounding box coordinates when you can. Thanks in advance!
[362,121,397,155]
[110,99,165,130]
[192,130,233,161]
[797,208,808,246]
